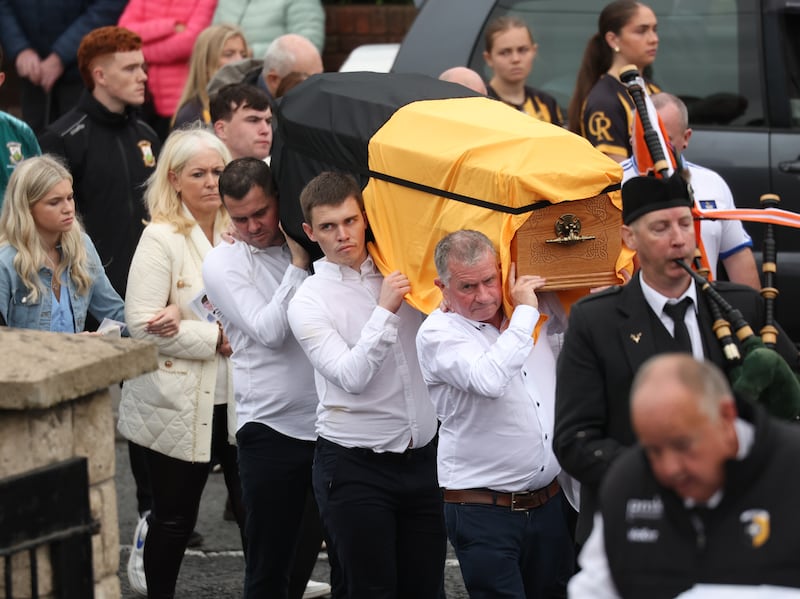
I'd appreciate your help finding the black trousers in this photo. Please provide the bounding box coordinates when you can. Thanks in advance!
[128,440,152,516]
[312,436,447,599]
[236,422,323,599]
[143,404,245,599]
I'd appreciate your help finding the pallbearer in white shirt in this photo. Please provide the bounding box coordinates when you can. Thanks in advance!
[416,230,575,599]
[287,172,446,599]
[201,158,327,599]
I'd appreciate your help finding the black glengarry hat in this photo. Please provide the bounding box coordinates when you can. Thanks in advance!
[622,172,693,225]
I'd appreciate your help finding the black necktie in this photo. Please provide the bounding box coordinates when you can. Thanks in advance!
[663,298,693,354]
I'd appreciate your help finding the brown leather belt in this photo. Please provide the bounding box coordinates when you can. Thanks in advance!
[443,479,560,511]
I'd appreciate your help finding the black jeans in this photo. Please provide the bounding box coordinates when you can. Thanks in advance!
[143,404,245,599]
[445,491,574,598]
[128,440,152,516]
[313,436,446,599]
[236,422,323,599]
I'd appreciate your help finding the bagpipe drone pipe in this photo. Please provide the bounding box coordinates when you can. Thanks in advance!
[620,65,800,420]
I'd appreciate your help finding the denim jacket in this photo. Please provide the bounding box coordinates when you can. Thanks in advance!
[0,233,124,331]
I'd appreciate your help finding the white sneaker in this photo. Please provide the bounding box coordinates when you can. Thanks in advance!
[303,579,331,598]
[127,512,149,596]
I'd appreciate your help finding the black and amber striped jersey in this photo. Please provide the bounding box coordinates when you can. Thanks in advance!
[487,84,565,126]
[580,74,660,158]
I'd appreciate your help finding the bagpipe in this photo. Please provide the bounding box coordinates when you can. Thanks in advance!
[620,65,800,420]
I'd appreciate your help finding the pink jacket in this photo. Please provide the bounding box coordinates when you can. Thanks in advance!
[119,0,217,117]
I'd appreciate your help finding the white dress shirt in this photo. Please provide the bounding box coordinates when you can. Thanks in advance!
[416,304,560,492]
[287,255,438,453]
[202,241,318,439]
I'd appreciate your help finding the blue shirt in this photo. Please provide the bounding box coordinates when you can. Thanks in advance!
[49,270,75,333]
[0,233,124,331]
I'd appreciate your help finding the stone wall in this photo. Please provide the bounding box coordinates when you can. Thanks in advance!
[0,329,157,599]
[323,5,418,72]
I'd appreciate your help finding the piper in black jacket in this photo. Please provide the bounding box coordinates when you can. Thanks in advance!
[553,172,799,544]
[39,27,160,298]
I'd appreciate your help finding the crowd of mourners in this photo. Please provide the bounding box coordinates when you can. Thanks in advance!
[2,1,800,599]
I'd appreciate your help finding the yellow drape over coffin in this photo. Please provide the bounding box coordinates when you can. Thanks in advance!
[364,96,632,316]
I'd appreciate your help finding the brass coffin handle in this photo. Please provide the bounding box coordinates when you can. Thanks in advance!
[545,214,596,244]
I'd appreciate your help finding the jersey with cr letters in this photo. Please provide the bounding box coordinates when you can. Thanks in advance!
[581,74,660,158]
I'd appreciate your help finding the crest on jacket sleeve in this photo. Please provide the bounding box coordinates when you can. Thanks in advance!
[740,509,770,548]
[7,142,23,165]
[138,140,156,167]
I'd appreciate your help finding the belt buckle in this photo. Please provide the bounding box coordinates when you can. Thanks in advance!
[510,491,532,511]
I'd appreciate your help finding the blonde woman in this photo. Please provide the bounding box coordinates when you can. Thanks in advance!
[0,155,178,335]
[173,24,250,129]
[117,127,245,598]
[0,154,123,330]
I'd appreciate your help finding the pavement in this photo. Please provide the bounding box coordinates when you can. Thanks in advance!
[114,438,469,598]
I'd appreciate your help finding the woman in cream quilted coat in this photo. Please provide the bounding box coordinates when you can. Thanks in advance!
[118,127,245,598]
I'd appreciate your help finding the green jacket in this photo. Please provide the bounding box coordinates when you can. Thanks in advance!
[212,0,325,58]
[0,110,40,204]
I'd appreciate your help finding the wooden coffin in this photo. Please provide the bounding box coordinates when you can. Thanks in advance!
[275,73,627,313]
[511,193,621,291]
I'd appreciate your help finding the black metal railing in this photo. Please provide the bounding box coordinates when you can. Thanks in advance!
[0,457,99,598]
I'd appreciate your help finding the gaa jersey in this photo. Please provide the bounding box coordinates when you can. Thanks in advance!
[487,84,564,126]
[0,111,40,204]
[580,74,660,158]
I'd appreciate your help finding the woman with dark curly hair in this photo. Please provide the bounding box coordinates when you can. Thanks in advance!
[568,1,660,161]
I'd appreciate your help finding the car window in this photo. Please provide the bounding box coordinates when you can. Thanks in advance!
[779,12,800,128]
[468,0,764,129]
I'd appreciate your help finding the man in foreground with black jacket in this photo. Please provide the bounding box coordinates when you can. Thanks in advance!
[570,354,800,598]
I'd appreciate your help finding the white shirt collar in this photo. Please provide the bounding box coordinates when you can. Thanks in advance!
[448,310,505,332]
[640,274,698,316]
[246,241,288,257]
[313,253,376,280]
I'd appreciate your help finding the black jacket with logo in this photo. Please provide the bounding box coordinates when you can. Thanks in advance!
[39,92,160,296]
[600,403,800,598]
